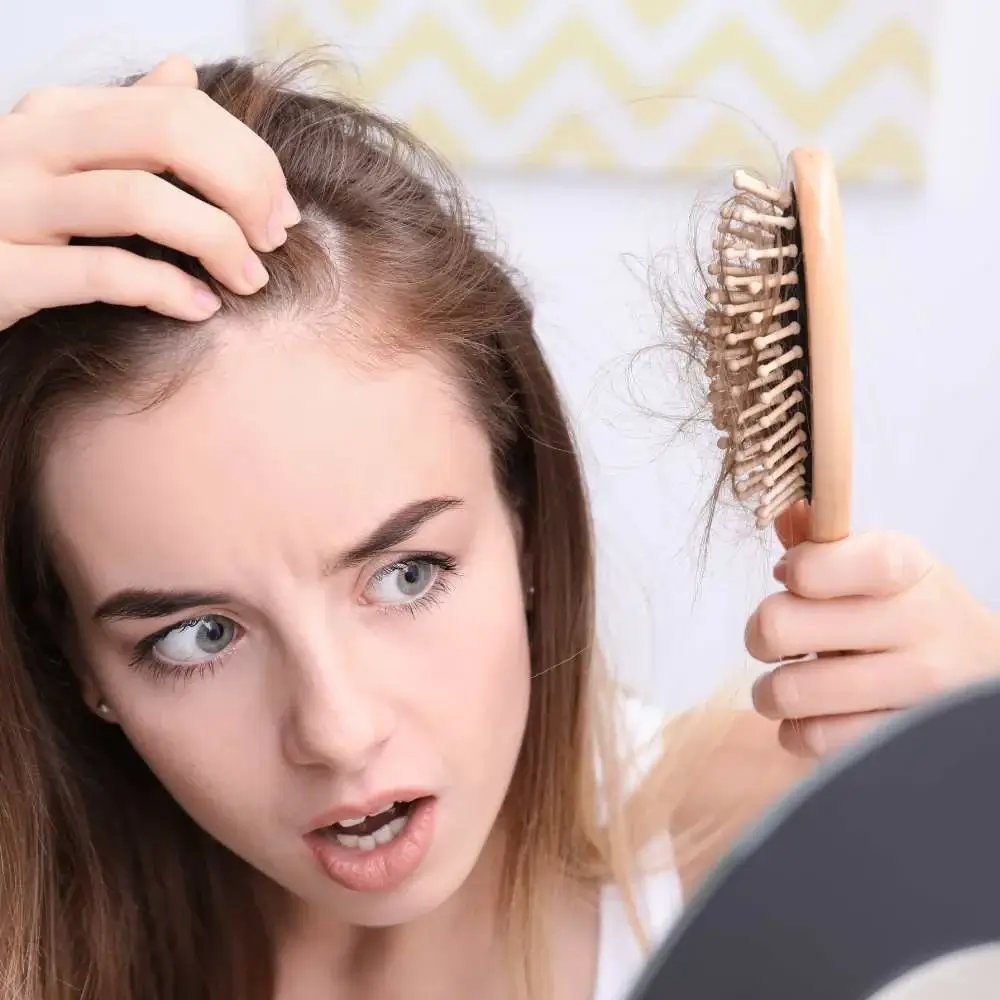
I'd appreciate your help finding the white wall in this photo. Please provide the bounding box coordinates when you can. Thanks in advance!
[3,1,998,710]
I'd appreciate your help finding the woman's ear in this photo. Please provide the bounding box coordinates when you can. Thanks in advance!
[75,649,118,722]
[32,576,118,721]
[80,674,116,722]
[80,674,100,710]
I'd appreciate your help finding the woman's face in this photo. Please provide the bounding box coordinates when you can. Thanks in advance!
[39,322,532,928]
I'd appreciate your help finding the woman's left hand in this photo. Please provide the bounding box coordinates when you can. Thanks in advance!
[746,502,1000,758]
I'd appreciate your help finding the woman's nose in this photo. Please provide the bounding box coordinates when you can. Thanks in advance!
[281,637,394,774]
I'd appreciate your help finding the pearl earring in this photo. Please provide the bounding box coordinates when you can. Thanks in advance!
[96,701,112,718]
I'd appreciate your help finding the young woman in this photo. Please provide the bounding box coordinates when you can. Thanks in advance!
[0,53,997,1000]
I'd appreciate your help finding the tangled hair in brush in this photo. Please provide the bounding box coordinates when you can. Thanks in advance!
[638,164,802,558]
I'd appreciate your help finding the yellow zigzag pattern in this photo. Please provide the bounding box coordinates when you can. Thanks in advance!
[627,0,690,28]
[401,108,922,184]
[779,0,851,34]
[330,0,688,28]
[256,6,930,182]
[481,0,529,29]
[261,11,930,130]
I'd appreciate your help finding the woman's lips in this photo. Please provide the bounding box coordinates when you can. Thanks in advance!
[305,796,437,893]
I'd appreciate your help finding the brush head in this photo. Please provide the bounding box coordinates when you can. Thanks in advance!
[703,150,852,539]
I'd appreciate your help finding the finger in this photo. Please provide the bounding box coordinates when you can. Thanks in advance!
[773,499,809,551]
[778,711,896,758]
[775,531,935,601]
[752,651,940,721]
[10,86,106,116]
[18,170,269,295]
[0,244,223,327]
[17,87,298,253]
[745,590,899,662]
[132,55,199,89]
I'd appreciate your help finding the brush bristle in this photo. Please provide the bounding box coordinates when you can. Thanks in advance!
[704,170,811,528]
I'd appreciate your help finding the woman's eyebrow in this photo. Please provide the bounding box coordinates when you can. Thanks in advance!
[326,496,463,571]
[93,589,231,623]
[91,496,465,623]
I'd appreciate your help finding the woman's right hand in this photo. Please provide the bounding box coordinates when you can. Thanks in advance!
[0,54,300,332]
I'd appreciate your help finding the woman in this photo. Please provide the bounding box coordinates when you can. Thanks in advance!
[0,54,996,1000]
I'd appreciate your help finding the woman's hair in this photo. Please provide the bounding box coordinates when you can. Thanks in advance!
[0,56,695,1000]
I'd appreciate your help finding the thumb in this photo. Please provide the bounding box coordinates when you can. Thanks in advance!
[134,54,199,88]
[773,499,810,551]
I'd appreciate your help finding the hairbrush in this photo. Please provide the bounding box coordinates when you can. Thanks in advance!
[704,148,852,542]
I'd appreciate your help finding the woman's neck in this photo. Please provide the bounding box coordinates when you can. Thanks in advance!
[271,831,507,1000]
[268,831,600,1000]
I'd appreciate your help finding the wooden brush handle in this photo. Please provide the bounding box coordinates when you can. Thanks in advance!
[789,149,853,544]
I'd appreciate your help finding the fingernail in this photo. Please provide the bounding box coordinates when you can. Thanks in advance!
[192,288,222,317]
[773,557,787,583]
[244,254,269,292]
[278,189,301,227]
[263,213,288,251]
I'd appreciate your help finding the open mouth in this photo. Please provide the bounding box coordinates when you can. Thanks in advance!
[306,795,438,892]
[316,799,424,851]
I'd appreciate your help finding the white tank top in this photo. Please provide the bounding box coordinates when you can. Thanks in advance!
[591,695,685,1000]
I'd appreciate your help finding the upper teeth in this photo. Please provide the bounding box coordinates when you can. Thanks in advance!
[336,802,399,828]
[333,814,408,851]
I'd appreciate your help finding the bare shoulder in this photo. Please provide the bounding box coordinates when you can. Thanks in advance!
[662,708,814,901]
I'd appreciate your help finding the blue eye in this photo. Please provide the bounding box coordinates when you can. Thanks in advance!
[128,553,459,684]
[367,559,444,605]
[151,615,237,665]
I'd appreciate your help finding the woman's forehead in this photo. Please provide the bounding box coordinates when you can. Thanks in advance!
[38,326,495,594]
